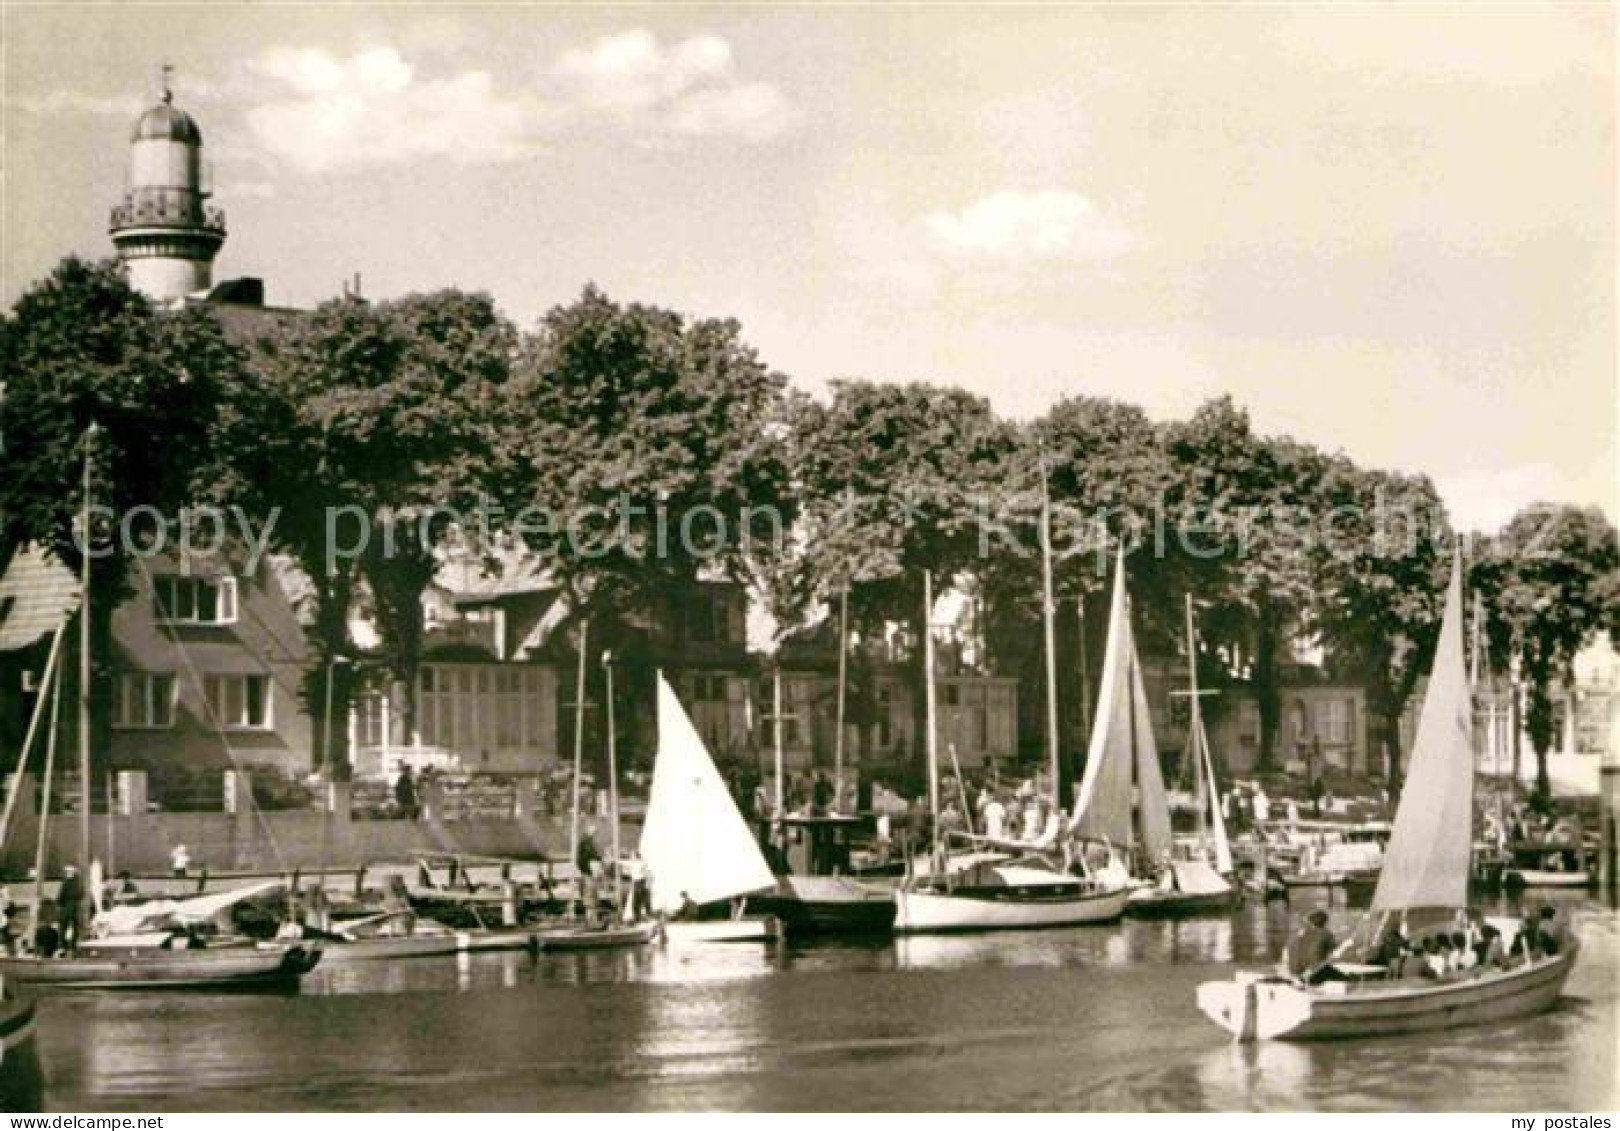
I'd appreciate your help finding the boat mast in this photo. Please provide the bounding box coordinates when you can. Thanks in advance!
[603,649,622,913]
[568,617,589,871]
[771,663,785,818]
[833,587,848,812]
[1125,587,1140,862]
[924,570,940,858]
[79,422,96,867]
[33,654,65,922]
[1038,454,1061,810]
[1184,594,1207,850]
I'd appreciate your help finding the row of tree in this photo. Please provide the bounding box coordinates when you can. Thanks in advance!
[2,258,1616,798]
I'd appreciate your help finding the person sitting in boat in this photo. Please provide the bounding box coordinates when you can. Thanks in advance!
[32,903,61,958]
[1533,905,1568,956]
[110,871,141,905]
[937,800,967,842]
[1285,909,1335,983]
[1477,924,1507,969]
[673,891,700,921]
[0,885,19,955]
[1450,931,1478,973]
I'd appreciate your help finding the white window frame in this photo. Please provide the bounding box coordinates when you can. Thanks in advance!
[112,672,175,730]
[205,673,272,731]
[153,575,238,626]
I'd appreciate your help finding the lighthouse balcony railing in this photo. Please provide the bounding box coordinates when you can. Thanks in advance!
[109,194,226,235]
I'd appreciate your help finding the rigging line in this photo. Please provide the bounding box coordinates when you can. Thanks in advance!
[31,649,65,912]
[131,552,288,871]
[0,623,66,850]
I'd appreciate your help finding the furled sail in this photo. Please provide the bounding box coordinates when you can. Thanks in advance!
[1072,551,1172,861]
[641,673,776,913]
[1370,556,1473,911]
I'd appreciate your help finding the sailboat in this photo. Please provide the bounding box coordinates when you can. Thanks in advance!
[534,646,661,952]
[1120,593,1237,916]
[638,673,779,943]
[1196,556,1579,1040]
[892,571,1128,933]
[1068,549,1231,914]
[0,430,319,990]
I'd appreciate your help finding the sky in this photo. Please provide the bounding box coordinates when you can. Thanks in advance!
[2,3,1614,533]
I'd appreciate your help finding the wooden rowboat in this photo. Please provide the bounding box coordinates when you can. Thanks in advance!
[0,942,320,990]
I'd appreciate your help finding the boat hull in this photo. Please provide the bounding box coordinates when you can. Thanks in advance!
[662,917,779,943]
[1196,945,1578,1041]
[1504,869,1593,889]
[0,944,320,989]
[1126,886,1237,917]
[534,921,661,951]
[894,884,1127,933]
[0,992,41,1112]
[753,875,897,936]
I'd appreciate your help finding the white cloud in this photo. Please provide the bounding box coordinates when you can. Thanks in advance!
[553,30,796,141]
[9,90,144,117]
[925,190,1132,262]
[243,47,547,172]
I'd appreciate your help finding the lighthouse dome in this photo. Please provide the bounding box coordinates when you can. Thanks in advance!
[131,99,201,145]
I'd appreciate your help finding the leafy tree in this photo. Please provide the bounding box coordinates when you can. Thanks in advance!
[1161,397,1327,772]
[228,291,516,763]
[789,380,1017,773]
[1309,461,1449,790]
[508,286,792,632]
[0,257,239,766]
[1475,504,1618,800]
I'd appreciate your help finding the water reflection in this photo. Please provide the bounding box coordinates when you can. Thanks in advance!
[30,891,1618,1111]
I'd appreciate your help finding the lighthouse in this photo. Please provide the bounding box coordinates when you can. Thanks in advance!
[108,69,226,304]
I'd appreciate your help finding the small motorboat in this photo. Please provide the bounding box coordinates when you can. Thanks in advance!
[1503,843,1594,889]
[534,920,661,951]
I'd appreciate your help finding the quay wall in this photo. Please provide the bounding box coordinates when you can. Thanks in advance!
[0,772,632,878]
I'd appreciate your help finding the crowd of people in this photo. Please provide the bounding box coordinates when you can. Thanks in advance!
[1286,903,1572,986]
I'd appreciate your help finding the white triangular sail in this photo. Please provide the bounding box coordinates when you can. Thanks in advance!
[1198,715,1234,874]
[1370,556,1473,912]
[1072,552,1172,861]
[641,673,776,914]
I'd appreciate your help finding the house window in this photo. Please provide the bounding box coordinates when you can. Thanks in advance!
[1238,701,1261,746]
[153,575,237,625]
[1316,698,1353,745]
[691,675,726,702]
[113,672,174,729]
[206,674,271,730]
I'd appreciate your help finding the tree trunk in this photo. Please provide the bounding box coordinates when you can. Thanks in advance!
[302,563,356,779]
[363,537,434,756]
[1254,621,1281,772]
[1524,677,1556,802]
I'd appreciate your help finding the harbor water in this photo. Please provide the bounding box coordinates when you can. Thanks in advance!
[27,890,1619,1112]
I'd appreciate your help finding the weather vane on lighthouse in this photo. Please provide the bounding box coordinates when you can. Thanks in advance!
[160,62,175,104]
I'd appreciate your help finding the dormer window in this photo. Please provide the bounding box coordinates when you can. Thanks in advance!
[153,574,237,625]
